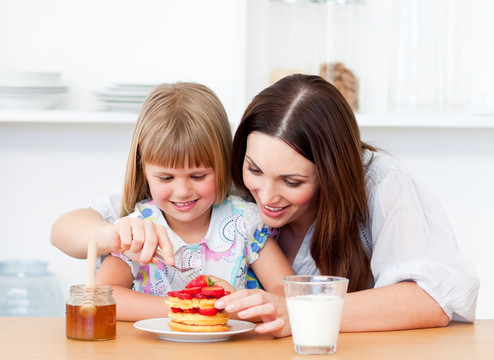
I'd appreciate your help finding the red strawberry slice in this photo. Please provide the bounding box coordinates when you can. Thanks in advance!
[193,292,208,299]
[183,308,199,313]
[167,291,180,297]
[185,275,214,288]
[170,307,183,313]
[177,292,193,300]
[201,286,225,298]
[198,308,218,316]
[182,286,201,295]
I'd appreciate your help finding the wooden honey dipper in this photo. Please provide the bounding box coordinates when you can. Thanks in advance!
[79,239,98,317]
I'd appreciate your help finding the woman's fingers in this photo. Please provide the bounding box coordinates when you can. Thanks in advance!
[116,219,133,250]
[137,219,158,262]
[128,219,146,253]
[112,218,174,265]
[255,318,285,334]
[214,289,292,338]
[215,289,263,311]
[155,225,175,265]
[237,301,277,320]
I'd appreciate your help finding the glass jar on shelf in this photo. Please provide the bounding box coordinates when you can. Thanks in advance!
[388,0,441,114]
[268,0,366,112]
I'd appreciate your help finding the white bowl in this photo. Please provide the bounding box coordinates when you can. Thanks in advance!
[0,93,65,110]
[0,71,62,86]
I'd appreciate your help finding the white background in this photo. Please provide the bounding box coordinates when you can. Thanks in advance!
[1,0,493,320]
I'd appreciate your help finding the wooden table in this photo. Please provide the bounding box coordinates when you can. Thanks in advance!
[1,318,493,359]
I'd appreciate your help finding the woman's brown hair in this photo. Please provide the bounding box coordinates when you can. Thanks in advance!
[232,74,373,292]
[121,82,232,217]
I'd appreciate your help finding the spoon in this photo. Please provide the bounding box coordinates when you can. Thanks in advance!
[79,239,98,317]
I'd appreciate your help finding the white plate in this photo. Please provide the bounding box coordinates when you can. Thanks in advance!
[0,85,68,94]
[0,71,61,86]
[98,101,143,112]
[134,318,256,343]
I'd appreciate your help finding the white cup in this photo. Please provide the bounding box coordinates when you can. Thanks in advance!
[284,275,349,355]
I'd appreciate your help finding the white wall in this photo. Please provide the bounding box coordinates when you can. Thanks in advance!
[0,0,247,120]
[0,0,247,307]
[1,0,493,320]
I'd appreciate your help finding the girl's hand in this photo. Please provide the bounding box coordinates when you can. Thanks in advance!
[105,217,175,265]
[214,289,292,338]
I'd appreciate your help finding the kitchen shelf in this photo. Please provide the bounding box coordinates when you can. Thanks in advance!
[1,110,494,129]
[356,113,494,129]
[0,110,138,124]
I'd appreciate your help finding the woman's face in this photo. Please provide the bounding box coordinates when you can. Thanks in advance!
[242,132,320,229]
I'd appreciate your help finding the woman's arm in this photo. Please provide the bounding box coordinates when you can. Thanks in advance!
[50,208,175,264]
[215,281,449,337]
[340,282,450,332]
[250,237,294,296]
[50,208,119,258]
[95,255,170,321]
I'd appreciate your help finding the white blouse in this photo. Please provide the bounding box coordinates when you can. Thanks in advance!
[91,150,479,322]
[292,150,479,322]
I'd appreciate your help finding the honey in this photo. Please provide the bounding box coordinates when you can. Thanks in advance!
[65,284,116,341]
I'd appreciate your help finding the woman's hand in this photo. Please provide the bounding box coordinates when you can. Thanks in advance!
[214,289,292,338]
[107,217,175,265]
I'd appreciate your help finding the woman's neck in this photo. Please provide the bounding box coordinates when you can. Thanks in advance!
[277,214,315,265]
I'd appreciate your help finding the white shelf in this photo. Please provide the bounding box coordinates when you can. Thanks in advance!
[1,110,494,129]
[0,110,138,124]
[356,113,494,129]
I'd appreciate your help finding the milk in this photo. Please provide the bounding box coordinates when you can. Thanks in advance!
[286,294,344,347]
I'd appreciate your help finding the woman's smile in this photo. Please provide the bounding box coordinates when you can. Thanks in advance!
[243,132,320,229]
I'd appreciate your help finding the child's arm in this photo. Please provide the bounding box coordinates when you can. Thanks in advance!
[95,255,169,321]
[250,237,294,296]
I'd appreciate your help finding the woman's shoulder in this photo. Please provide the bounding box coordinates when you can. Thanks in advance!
[363,149,411,183]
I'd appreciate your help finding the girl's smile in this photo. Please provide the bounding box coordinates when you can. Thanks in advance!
[144,162,216,239]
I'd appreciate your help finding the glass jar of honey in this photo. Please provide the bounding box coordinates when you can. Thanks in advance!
[66,284,116,341]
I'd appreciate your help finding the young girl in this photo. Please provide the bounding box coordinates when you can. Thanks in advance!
[95,82,294,321]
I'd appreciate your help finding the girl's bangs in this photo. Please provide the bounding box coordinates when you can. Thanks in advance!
[141,132,214,169]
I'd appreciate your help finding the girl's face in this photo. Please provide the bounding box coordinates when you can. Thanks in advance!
[144,162,216,229]
[242,132,320,229]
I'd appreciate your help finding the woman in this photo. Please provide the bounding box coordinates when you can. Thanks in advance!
[212,74,478,336]
[51,74,478,336]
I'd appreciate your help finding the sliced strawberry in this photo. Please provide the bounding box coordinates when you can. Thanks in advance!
[201,286,225,298]
[183,308,199,313]
[171,307,183,313]
[185,275,214,289]
[176,292,193,300]
[198,308,218,316]
[182,286,201,295]
[167,291,180,297]
[193,292,208,299]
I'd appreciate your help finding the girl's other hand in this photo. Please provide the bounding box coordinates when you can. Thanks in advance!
[107,217,175,265]
[214,289,291,338]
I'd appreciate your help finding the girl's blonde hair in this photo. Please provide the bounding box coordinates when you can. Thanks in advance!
[120,82,232,217]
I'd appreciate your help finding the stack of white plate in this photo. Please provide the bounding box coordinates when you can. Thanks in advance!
[0,71,68,110]
[93,83,158,112]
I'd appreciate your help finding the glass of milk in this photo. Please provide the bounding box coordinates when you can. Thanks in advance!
[284,275,348,355]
